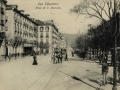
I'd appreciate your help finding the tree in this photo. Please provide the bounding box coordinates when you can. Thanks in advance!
[43,42,50,49]
[74,34,89,52]
[39,42,44,54]
[39,42,44,49]
[71,41,77,51]
[70,0,119,22]
[70,0,120,54]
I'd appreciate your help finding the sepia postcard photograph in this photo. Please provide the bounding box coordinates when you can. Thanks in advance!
[0,0,120,90]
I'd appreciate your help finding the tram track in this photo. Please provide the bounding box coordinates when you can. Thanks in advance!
[27,63,62,90]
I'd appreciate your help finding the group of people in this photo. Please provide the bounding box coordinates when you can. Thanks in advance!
[52,51,68,64]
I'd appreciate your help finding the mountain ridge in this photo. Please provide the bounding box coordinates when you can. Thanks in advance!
[62,33,79,46]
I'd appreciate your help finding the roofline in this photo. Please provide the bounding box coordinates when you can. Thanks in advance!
[13,8,38,25]
[6,5,38,25]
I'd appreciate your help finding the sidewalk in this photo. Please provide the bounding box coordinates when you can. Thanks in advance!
[70,54,120,90]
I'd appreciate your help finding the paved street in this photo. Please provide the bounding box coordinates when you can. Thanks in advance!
[0,53,120,90]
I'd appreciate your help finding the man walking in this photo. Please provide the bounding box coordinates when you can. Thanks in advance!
[65,52,68,61]
[4,46,10,61]
[102,60,109,85]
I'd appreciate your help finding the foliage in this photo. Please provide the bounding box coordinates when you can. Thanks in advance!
[70,0,120,22]
[73,34,90,52]
[43,42,50,49]
[39,42,44,48]
[70,0,120,53]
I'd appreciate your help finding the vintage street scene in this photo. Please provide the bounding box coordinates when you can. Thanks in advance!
[0,0,120,90]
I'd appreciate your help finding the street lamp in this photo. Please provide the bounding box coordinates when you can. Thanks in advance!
[112,0,120,90]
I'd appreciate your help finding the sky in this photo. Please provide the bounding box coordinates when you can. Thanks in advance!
[7,0,101,34]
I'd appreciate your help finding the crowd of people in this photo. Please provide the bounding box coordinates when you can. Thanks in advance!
[52,50,68,64]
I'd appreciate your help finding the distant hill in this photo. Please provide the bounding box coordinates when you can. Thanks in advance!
[62,33,79,46]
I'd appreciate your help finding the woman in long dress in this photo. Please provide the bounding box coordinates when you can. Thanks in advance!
[32,51,38,65]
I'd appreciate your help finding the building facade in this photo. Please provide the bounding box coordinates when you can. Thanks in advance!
[0,0,7,56]
[6,5,38,55]
[36,20,65,54]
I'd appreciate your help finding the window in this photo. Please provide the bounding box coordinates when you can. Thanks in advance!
[40,33,43,38]
[45,26,49,32]
[40,38,43,42]
[46,32,49,38]
[1,20,4,26]
[40,27,44,32]
[1,8,4,14]
[46,38,49,43]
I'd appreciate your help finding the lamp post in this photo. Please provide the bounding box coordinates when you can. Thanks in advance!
[112,0,119,90]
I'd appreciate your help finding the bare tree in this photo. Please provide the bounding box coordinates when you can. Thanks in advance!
[70,0,119,22]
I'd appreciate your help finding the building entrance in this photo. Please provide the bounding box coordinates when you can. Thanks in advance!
[24,47,33,55]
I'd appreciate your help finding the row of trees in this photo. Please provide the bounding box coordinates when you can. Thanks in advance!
[70,0,120,57]
[0,33,50,56]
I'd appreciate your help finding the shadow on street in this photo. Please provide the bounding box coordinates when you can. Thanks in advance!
[59,71,103,90]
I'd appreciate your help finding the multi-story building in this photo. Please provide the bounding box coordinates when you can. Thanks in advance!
[0,0,7,56]
[6,5,38,55]
[36,20,63,54]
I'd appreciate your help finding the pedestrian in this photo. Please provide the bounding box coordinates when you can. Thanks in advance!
[82,52,85,60]
[65,52,68,61]
[72,51,74,57]
[60,52,63,63]
[5,52,11,62]
[54,51,58,64]
[104,53,108,63]
[102,60,109,85]
[56,52,60,63]
[32,51,38,65]
[87,53,90,59]
[118,63,120,81]
[98,53,102,63]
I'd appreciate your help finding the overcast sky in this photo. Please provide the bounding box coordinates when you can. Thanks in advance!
[7,0,101,34]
